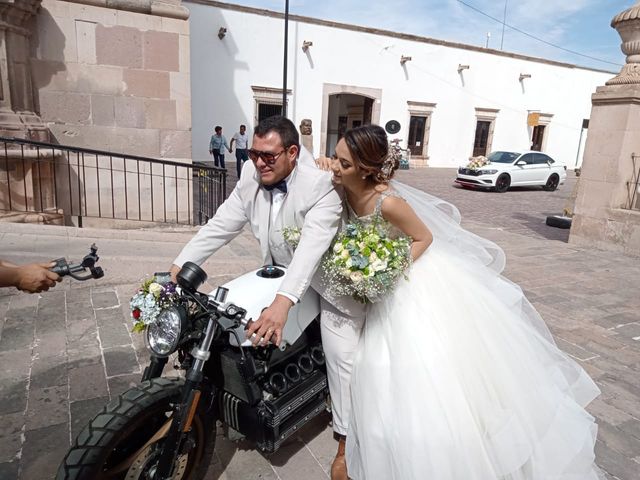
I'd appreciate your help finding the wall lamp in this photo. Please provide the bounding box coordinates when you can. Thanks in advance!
[400,55,412,65]
[218,27,227,39]
[457,64,470,73]
[519,73,531,81]
[302,40,313,52]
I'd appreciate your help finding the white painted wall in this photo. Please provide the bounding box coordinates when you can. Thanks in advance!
[186,1,611,168]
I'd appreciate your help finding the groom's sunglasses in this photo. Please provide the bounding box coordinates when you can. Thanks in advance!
[248,149,286,165]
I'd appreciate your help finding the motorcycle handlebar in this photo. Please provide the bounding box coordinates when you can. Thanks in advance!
[50,243,104,281]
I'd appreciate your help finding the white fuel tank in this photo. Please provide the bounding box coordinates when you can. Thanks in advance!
[212,266,320,349]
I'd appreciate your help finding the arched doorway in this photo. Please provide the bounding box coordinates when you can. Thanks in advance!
[320,84,381,157]
[325,94,373,156]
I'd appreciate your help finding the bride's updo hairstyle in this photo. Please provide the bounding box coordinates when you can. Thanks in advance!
[343,124,399,183]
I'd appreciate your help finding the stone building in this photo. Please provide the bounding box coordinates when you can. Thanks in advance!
[0,0,194,226]
[32,0,192,160]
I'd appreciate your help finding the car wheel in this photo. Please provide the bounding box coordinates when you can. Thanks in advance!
[494,174,510,193]
[546,215,572,229]
[543,174,560,191]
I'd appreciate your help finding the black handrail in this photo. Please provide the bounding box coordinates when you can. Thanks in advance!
[0,136,226,226]
[3,136,227,173]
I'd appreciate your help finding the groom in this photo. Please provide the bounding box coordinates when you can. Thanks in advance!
[171,116,363,480]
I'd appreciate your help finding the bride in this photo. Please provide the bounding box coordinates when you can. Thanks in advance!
[322,124,602,479]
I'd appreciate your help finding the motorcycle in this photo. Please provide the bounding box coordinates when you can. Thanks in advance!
[56,261,329,480]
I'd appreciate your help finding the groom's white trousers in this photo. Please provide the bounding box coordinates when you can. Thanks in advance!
[319,298,365,436]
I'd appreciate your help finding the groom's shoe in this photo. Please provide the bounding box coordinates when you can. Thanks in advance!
[331,434,348,480]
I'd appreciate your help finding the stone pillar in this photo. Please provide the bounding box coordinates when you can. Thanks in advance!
[569,1,640,256]
[0,0,49,140]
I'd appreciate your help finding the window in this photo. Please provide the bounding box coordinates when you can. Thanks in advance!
[258,103,282,123]
[519,154,535,165]
[252,86,290,126]
[473,121,491,157]
[408,116,426,156]
[527,112,553,151]
[487,151,519,163]
[534,153,554,164]
[531,125,546,151]
[473,108,499,157]
[406,101,436,164]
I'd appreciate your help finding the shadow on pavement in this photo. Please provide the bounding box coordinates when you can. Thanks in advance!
[511,212,571,242]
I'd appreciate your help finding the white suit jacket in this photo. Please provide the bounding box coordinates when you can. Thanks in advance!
[174,159,342,301]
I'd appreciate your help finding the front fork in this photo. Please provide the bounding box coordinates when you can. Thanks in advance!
[142,356,168,381]
[154,315,218,480]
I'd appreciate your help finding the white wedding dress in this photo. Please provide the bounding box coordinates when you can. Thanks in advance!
[344,184,603,480]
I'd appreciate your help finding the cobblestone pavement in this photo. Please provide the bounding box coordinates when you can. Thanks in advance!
[0,169,638,480]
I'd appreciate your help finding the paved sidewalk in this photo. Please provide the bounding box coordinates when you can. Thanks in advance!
[0,169,639,479]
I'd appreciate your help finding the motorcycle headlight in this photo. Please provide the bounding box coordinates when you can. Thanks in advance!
[145,306,186,357]
[479,169,498,175]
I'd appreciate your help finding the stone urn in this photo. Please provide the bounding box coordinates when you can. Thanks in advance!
[607,1,640,85]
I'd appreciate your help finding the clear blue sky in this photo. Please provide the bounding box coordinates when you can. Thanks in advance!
[230,0,632,71]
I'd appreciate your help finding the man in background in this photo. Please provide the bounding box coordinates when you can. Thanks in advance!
[230,124,249,177]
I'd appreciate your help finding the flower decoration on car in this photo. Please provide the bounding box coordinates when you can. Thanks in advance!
[466,156,490,170]
[130,275,178,333]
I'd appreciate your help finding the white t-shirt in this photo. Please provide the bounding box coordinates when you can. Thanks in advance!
[232,132,249,149]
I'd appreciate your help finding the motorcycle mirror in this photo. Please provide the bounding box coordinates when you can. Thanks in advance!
[177,262,208,292]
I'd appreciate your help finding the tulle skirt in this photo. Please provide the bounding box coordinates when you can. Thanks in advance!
[346,240,603,480]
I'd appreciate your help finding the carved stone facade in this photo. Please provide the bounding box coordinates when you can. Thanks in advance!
[569,1,640,256]
[0,0,192,226]
[31,0,191,160]
[0,0,49,140]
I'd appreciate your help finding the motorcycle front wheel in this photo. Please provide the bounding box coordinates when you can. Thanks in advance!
[56,378,216,480]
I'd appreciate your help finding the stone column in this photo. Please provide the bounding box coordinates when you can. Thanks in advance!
[0,0,48,140]
[569,1,640,256]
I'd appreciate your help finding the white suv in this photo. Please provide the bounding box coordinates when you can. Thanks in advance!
[455,151,567,193]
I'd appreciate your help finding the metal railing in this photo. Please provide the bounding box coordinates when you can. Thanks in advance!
[0,137,226,226]
[626,153,640,211]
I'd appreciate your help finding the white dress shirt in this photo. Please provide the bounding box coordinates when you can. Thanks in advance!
[268,173,298,304]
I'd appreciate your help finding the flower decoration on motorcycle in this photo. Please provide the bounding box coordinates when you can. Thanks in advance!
[130,275,178,333]
[466,155,490,170]
[322,220,411,303]
[282,225,302,250]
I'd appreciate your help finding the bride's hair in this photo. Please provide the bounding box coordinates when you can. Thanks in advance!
[343,124,399,183]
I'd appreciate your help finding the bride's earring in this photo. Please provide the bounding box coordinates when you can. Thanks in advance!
[361,175,367,179]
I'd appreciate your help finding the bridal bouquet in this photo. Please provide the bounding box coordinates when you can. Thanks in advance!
[130,275,178,332]
[323,221,412,303]
[466,156,490,170]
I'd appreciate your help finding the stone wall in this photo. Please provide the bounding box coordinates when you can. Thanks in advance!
[32,0,191,160]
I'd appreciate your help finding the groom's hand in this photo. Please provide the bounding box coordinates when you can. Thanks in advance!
[246,294,293,347]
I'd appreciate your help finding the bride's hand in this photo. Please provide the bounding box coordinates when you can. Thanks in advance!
[315,156,333,172]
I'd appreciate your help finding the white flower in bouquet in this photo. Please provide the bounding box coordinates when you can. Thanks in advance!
[148,282,163,297]
[350,271,364,283]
